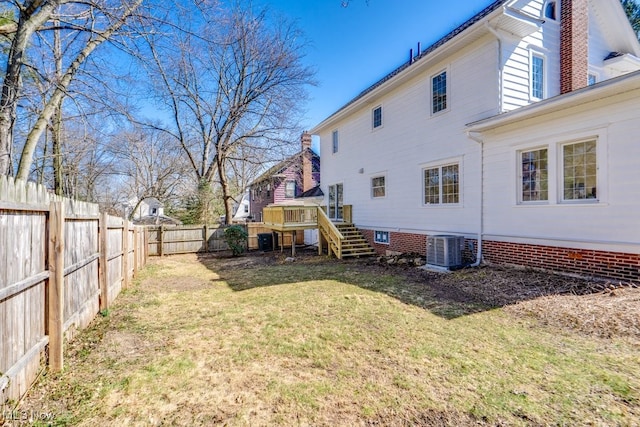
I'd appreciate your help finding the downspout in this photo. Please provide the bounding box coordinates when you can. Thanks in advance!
[466,131,484,267]
[462,23,502,268]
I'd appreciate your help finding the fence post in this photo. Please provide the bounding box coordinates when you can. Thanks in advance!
[159,225,164,257]
[48,201,65,371]
[144,227,149,264]
[122,219,129,289]
[99,212,109,311]
[133,226,139,274]
[203,224,209,252]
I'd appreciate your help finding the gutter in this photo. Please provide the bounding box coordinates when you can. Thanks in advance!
[466,130,484,267]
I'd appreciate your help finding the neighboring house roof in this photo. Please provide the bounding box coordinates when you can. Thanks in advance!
[128,196,162,207]
[298,186,324,198]
[249,147,319,186]
[132,215,182,226]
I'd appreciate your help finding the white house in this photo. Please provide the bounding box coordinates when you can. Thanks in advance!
[311,0,640,281]
[127,197,163,219]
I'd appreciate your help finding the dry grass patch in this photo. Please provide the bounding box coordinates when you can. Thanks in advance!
[17,252,640,426]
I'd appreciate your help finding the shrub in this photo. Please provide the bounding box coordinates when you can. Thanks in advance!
[223,225,248,256]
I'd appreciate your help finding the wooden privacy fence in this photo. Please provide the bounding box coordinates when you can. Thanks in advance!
[146,223,303,256]
[0,176,148,404]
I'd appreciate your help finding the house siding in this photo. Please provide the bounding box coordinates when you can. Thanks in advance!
[482,86,640,254]
[319,37,497,235]
[314,0,640,282]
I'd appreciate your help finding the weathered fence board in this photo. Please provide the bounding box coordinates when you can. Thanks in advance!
[0,176,147,405]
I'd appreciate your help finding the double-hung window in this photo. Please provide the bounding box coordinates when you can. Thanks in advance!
[423,163,459,205]
[372,105,383,129]
[431,70,447,114]
[531,53,545,99]
[284,180,295,199]
[371,176,386,198]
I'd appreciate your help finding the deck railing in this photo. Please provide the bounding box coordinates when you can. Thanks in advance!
[262,205,347,258]
[317,207,344,258]
[262,205,319,230]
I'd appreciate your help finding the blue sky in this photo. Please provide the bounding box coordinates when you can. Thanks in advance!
[253,0,493,129]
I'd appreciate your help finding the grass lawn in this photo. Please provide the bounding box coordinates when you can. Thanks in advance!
[17,251,640,426]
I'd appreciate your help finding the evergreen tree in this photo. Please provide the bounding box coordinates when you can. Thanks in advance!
[622,0,640,40]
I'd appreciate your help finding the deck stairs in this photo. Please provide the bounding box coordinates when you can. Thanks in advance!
[334,223,376,258]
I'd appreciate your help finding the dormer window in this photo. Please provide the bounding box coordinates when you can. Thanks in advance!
[544,1,557,20]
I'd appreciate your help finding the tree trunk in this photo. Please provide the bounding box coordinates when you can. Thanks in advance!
[217,151,234,225]
[0,0,60,175]
[15,0,143,180]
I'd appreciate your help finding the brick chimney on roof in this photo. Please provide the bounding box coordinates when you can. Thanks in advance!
[560,0,589,94]
[301,132,313,192]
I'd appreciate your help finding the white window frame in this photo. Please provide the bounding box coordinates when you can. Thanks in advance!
[530,52,546,100]
[518,146,549,204]
[511,129,606,207]
[372,105,383,129]
[284,180,295,199]
[430,68,449,115]
[374,230,390,245]
[543,0,558,21]
[560,139,598,203]
[422,160,461,206]
[332,130,339,154]
[371,175,386,198]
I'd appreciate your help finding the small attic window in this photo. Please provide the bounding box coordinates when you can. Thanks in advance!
[544,1,557,20]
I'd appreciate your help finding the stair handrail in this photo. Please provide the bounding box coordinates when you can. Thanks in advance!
[317,206,344,258]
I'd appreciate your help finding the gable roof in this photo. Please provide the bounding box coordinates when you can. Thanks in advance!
[298,185,324,198]
[249,148,319,187]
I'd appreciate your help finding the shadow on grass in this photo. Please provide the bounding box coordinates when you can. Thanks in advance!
[196,248,599,320]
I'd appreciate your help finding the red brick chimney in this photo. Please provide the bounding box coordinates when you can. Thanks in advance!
[560,0,589,94]
[301,132,313,192]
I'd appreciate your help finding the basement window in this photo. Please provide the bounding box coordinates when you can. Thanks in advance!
[374,230,390,244]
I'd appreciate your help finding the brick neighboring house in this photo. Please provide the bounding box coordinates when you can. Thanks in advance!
[249,132,320,222]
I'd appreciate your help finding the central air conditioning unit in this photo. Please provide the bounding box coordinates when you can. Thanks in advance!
[426,235,464,268]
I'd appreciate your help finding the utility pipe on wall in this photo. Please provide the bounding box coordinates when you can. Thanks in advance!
[466,130,485,267]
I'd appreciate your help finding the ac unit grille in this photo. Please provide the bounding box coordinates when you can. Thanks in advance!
[426,235,464,268]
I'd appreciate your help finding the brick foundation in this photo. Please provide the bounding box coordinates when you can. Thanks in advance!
[359,228,639,282]
[482,240,640,282]
[361,229,426,255]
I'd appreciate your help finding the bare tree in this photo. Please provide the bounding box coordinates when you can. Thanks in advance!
[139,0,314,223]
[0,0,144,177]
[107,126,191,220]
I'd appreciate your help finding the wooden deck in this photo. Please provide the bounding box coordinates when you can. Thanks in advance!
[261,205,373,259]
